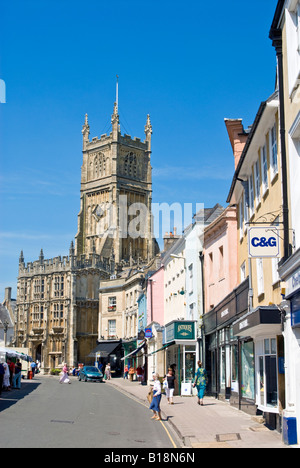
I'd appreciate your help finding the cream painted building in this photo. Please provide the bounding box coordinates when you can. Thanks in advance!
[270,0,300,446]
[226,91,285,429]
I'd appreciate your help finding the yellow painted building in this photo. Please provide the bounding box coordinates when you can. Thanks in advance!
[226,90,285,429]
[227,92,283,309]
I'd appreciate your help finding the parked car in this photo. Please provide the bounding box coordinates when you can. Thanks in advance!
[78,366,103,382]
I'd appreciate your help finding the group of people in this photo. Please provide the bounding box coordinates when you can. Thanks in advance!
[149,361,208,421]
[123,365,145,382]
[0,359,23,395]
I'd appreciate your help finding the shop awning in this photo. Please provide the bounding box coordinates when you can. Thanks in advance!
[0,347,32,362]
[88,341,122,358]
[232,306,281,338]
[121,340,147,361]
[146,341,175,357]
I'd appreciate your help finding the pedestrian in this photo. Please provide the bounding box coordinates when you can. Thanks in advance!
[193,361,208,406]
[136,365,143,382]
[170,363,176,376]
[3,362,11,391]
[13,359,22,389]
[128,366,135,381]
[105,363,111,380]
[30,360,36,377]
[0,361,5,397]
[149,373,162,421]
[124,364,129,379]
[59,363,71,384]
[8,359,15,387]
[165,367,175,404]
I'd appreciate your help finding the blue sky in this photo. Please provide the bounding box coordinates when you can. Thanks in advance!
[0,0,278,301]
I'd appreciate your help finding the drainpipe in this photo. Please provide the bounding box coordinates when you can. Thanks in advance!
[270,28,290,260]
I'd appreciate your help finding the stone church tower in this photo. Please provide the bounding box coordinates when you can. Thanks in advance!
[14,100,159,372]
[75,102,156,267]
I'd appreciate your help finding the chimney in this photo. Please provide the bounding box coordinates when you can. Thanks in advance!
[4,287,12,302]
[224,119,248,169]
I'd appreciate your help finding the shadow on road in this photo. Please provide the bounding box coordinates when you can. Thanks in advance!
[0,380,41,412]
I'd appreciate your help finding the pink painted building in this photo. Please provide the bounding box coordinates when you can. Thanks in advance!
[146,266,164,325]
[203,205,238,313]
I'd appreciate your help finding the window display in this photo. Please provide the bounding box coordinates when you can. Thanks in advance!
[241,341,255,400]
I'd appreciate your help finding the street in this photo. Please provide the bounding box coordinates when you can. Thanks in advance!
[0,375,180,449]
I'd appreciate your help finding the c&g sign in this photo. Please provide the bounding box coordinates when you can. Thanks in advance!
[248,227,280,258]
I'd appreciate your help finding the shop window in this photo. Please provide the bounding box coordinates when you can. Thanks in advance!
[231,344,239,393]
[241,341,255,400]
[257,338,278,409]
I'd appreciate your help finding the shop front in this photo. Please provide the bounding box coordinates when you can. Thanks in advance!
[203,279,249,405]
[89,340,123,377]
[163,320,198,396]
[121,339,147,380]
[232,306,283,427]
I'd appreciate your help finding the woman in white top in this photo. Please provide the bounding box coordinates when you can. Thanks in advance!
[149,373,162,421]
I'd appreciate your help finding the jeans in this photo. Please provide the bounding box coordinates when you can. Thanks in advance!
[13,372,21,389]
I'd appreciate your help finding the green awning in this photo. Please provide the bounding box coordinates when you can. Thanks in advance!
[147,341,175,357]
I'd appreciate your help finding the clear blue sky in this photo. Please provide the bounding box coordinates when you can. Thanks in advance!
[0,0,278,301]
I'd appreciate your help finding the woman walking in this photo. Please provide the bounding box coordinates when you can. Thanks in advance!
[3,362,11,391]
[165,368,175,404]
[193,361,207,406]
[149,373,162,421]
[105,363,111,380]
[59,363,71,384]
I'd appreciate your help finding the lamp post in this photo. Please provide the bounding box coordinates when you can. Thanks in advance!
[3,320,9,347]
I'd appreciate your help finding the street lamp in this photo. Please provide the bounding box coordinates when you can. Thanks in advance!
[3,319,9,346]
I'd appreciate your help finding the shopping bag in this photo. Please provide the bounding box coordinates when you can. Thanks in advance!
[147,388,153,404]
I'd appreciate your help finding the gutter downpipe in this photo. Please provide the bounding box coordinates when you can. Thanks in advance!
[270,27,290,261]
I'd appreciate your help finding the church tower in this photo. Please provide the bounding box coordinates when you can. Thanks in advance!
[75,101,157,266]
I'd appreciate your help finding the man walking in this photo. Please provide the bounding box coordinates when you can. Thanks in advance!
[13,359,22,389]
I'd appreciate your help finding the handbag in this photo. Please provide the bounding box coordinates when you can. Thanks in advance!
[147,388,153,404]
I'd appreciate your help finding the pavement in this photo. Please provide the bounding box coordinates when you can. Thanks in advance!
[106,377,292,449]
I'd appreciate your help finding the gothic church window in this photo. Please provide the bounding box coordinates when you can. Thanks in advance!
[124,152,137,178]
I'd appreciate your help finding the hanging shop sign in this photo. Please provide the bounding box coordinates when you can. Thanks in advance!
[165,321,196,342]
[145,327,152,338]
[248,227,280,258]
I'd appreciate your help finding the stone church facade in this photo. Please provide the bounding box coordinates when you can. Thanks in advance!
[14,102,158,372]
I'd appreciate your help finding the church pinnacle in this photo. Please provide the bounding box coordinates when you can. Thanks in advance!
[82,113,90,149]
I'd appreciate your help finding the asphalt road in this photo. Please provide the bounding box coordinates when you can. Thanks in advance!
[0,375,179,449]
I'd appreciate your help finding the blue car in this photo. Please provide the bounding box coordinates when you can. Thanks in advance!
[78,366,103,382]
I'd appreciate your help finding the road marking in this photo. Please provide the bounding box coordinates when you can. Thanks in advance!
[110,385,177,448]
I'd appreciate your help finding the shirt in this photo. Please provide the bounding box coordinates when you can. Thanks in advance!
[167,375,175,389]
[15,362,22,374]
[153,379,161,397]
